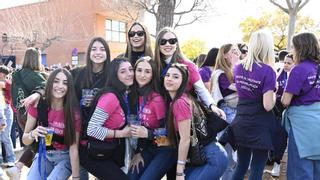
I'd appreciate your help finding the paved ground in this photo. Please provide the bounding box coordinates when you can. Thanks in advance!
[1,147,287,180]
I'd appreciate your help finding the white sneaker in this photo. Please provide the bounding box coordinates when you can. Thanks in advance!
[6,166,21,180]
[271,163,280,177]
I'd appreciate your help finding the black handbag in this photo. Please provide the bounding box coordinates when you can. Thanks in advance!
[187,101,207,167]
[87,139,119,160]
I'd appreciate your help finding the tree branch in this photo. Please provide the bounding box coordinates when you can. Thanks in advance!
[174,0,205,15]
[298,0,310,11]
[175,16,200,28]
[175,0,182,9]
[269,0,289,13]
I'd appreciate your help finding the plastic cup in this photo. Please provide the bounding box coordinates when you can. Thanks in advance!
[45,128,54,146]
[127,115,140,126]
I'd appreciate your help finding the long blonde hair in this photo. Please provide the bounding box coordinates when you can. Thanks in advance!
[214,44,234,83]
[243,30,275,71]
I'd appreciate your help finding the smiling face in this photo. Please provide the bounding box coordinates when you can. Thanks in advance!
[135,61,153,88]
[52,72,68,100]
[90,41,107,64]
[117,61,134,87]
[160,32,177,59]
[164,67,182,95]
[129,24,145,52]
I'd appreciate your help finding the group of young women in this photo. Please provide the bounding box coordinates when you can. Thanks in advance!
[11,21,320,180]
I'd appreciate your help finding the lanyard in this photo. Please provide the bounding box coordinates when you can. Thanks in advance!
[161,63,172,78]
[137,96,147,122]
[124,93,131,115]
[38,137,47,180]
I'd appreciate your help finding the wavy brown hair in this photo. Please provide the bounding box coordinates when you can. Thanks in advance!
[22,47,43,71]
[214,44,234,83]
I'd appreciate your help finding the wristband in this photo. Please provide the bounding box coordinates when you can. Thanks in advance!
[177,160,186,165]
[176,172,185,176]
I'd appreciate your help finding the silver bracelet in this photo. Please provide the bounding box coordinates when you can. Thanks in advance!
[29,130,35,140]
[177,160,186,165]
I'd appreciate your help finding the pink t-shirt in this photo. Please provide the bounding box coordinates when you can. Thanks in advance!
[181,59,201,91]
[138,92,166,129]
[96,93,126,130]
[172,94,191,131]
[28,106,81,150]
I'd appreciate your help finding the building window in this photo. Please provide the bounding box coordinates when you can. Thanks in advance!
[106,19,126,43]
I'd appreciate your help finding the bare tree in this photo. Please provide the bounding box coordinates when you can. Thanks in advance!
[100,0,143,21]
[0,0,91,52]
[269,0,310,50]
[136,0,213,34]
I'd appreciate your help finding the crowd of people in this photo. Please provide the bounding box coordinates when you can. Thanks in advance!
[0,21,317,180]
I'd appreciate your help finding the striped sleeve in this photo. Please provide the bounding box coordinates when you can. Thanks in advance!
[87,107,109,140]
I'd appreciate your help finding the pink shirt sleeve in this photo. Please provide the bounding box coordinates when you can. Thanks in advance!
[96,93,119,115]
[181,59,201,90]
[28,106,38,118]
[173,95,191,122]
[152,94,166,120]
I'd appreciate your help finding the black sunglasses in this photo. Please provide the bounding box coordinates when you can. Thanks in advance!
[160,38,178,45]
[128,31,145,37]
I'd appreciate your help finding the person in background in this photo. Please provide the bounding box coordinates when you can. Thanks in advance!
[212,44,240,180]
[198,48,219,91]
[164,63,227,179]
[0,66,15,167]
[228,30,277,180]
[22,68,80,180]
[282,32,320,180]
[237,43,248,60]
[264,53,294,177]
[276,50,289,72]
[0,79,9,180]
[8,48,47,180]
[122,22,154,66]
[194,54,207,68]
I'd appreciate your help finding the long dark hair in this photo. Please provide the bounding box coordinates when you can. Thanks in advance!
[92,58,132,107]
[164,64,189,146]
[292,32,320,64]
[201,47,219,68]
[44,68,79,146]
[82,37,111,88]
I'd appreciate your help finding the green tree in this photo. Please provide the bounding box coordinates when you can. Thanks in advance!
[239,10,316,50]
[181,38,207,60]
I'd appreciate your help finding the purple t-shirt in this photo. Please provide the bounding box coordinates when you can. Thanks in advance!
[276,70,288,101]
[199,66,212,83]
[234,63,276,99]
[284,59,320,106]
[218,73,236,97]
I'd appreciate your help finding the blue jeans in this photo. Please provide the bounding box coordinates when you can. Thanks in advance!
[232,146,268,180]
[27,150,71,180]
[287,128,320,180]
[128,146,176,180]
[0,104,15,163]
[186,142,228,180]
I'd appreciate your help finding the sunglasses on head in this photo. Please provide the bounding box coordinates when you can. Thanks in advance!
[128,31,145,37]
[160,38,178,45]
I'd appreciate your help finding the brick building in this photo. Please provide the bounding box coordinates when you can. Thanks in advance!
[0,0,143,66]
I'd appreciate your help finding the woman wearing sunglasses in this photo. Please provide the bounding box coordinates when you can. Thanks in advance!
[154,27,225,119]
[122,22,153,66]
